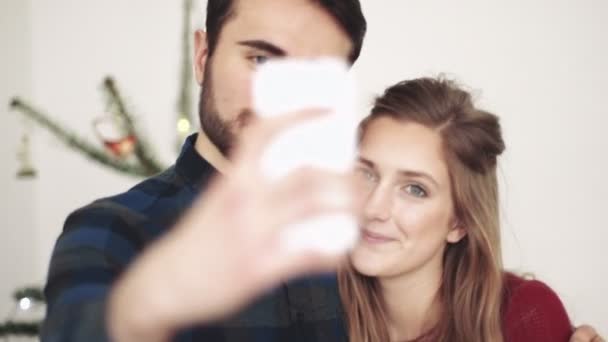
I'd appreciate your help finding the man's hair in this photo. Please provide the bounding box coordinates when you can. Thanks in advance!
[205,0,367,63]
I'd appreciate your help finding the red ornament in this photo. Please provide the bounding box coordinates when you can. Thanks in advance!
[102,134,137,157]
[93,115,137,158]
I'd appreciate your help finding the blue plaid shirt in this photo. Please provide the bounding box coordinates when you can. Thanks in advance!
[42,134,348,342]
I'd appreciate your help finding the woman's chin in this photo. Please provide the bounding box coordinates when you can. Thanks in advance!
[350,251,387,277]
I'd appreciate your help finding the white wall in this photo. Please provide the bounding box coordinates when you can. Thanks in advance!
[0,0,38,316]
[0,0,605,335]
[355,1,608,334]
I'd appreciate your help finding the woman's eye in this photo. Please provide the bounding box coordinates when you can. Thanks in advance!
[402,184,427,198]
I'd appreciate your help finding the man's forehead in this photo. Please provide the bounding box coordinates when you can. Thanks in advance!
[233,0,317,16]
[224,0,352,59]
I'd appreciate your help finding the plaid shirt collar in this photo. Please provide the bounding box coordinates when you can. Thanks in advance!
[175,133,218,192]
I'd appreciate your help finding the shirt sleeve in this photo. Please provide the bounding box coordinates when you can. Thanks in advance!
[503,278,573,342]
[41,201,147,342]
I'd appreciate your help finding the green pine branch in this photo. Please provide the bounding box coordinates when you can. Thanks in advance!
[14,287,44,303]
[178,0,194,119]
[102,77,165,175]
[9,98,156,177]
[176,0,196,151]
[0,321,40,337]
[0,287,44,338]
[7,0,195,178]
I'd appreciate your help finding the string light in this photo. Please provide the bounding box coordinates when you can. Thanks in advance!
[177,117,191,135]
[18,298,32,311]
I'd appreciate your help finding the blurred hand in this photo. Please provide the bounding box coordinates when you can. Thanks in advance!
[107,110,356,342]
[570,325,605,342]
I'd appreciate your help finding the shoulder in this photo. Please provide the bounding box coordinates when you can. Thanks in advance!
[66,166,191,233]
[54,166,194,265]
[503,273,572,342]
[102,165,193,216]
[503,273,566,310]
[45,166,196,309]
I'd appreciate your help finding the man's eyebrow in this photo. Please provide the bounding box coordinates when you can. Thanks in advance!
[237,40,287,57]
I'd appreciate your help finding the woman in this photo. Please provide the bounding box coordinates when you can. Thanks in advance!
[339,77,572,342]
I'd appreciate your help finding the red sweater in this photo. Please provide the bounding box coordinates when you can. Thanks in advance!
[502,273,573,342]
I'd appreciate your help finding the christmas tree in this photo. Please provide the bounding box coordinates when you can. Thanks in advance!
[1,1,196,338]
[10,0,196,180]
[0,288,44,338]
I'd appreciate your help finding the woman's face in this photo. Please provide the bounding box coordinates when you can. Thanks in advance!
[350,116,466,280]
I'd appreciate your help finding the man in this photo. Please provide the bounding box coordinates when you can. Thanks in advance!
[43,1,366,341]
[43,1,602,341]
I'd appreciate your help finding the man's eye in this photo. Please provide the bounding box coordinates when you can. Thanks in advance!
[402,184,428,198]
[250,55,269,65]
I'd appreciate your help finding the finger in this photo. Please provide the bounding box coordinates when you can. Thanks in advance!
[260,168,356,235]
[571,325,601,342]
[233,109,329,168]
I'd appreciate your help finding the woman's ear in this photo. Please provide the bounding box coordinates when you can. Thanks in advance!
[447,220,467,244]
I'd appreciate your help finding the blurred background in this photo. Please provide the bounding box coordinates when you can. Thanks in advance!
[1,0,606,338]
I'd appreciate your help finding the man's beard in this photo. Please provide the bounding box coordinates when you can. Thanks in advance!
[198,67,253,157]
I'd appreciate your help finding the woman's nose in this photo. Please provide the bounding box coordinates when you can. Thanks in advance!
[362,185,392,222]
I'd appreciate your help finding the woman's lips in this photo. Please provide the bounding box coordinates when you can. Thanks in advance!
[361,229,395,244]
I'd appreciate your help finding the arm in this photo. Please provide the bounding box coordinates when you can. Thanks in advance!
[43,110,356,342]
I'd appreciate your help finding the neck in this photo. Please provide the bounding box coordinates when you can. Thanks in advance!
[379,258,443,342]
[194,128,230,174]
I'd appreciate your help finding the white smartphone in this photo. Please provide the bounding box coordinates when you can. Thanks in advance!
[252,58,360,255]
